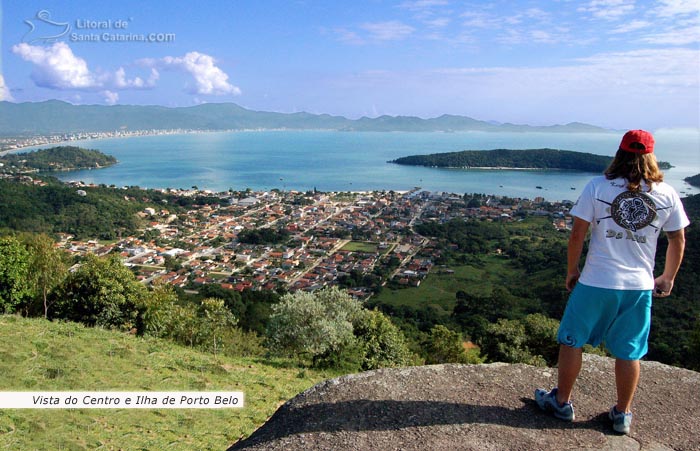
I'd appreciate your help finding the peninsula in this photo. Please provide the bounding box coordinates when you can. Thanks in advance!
[0,146,117,174]
[390,148,672,172]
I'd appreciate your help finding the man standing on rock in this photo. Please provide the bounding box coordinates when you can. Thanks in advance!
[535,130,690,434]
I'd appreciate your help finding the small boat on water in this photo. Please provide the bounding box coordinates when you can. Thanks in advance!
[536,186,543,189]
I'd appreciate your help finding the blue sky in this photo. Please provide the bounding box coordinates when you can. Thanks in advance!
[1,0,698,129]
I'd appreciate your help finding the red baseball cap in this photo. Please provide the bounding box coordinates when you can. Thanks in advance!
[619,129,654,154]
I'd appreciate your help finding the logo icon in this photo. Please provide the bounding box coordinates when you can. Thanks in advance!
[609,191,657,232]
[22,10,71,44]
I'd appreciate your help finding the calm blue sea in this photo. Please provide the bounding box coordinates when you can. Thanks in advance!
[39,129,700,202]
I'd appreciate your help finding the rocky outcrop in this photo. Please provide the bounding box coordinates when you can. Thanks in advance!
[227,354,700,451]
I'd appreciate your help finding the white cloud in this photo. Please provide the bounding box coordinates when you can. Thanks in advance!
[11,42,98,89]
[157,52,241,96]
[114,67,159,89]
[609,20,651,34]
[103,90,119,105]
[642,25,700,45]
[458,7,568,46]
[522,8,552,21]
[11,42,161,101]
[0,75,13,101]
[577,0,636,20]
[651,0,700,18]
[332,27,365,45]
[360,21,415,41]
[12,43,237,101]
[399,0,452,23]
[460,11,501,29]
[424,17,451,28]
[399,0,448,11]
[530,30,555,43]
[573,48,699,90]
[325,47,698,127]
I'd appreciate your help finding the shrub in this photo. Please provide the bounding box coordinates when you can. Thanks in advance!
[0,236,31,314]
[51,254,147,329]
[266,287,361,366]
[267,287,417,370]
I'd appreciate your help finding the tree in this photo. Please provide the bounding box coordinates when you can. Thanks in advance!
[140,284,261,357]
[163,254,182,272]
[198,297,238,355]
[521,313,560,366]
[51,254,147,329]
[424,325,483,364]
[479,318,541,365]
[136,281,179,336]
[353,309,417,370]
[478,314,560,366]
[266,287,361,366]
[689,316,700,372]
[24,234,68,318]
[0,236,31,313]
[163,303,201,347]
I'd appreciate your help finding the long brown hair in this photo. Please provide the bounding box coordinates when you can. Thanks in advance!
[604,148,664,192]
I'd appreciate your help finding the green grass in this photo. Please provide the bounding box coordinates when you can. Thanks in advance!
[0,315,339,451]
[340,241,378,253]
[373,255,522,315]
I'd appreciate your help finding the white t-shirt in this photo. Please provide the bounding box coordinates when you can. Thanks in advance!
[571,176,690,290]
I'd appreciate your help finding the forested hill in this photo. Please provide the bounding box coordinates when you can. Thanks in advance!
[685,173,700,188]
[0,146,117,173]
[391,148,672,172]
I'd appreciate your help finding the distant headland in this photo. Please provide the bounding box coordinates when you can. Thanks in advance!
[686,174,700,188]
[0,100,613,138]
[390,148,672,172]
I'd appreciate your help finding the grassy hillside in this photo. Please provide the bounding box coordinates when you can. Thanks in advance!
[0,315,339,451]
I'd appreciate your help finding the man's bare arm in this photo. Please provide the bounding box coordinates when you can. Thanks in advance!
[654,228,686,297]
[566,217,590,292]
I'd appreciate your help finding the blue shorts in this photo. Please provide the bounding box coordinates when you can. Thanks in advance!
[557,283,652,360]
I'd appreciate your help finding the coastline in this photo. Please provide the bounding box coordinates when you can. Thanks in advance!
[437,166,558,171]
[0,129,219,156]
[4,129,696,202]
[0,127,353,156]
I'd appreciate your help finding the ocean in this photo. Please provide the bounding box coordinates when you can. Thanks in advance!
[39,128,700,202]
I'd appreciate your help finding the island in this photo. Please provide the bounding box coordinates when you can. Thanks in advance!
[389,148,672,172]
[0,146,117,174]
[685,174,700,188]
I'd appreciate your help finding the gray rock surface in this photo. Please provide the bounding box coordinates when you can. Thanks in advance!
[227,354,700,451]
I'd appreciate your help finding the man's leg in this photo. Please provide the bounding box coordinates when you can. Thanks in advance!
[615,359,640,413]
[556,344,582,404]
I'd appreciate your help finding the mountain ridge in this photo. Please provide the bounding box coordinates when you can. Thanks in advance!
[0,100,613,135]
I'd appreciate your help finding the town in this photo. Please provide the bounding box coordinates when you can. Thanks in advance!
[1,129,286,153]
[56,183,575,299]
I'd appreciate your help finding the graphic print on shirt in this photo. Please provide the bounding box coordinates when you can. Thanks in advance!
[610,191,657,232]
[597,191,672,238]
